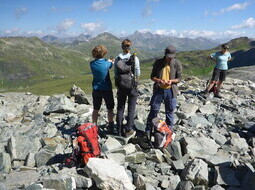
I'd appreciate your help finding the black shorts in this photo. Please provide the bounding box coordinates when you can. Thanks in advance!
[92,90,114,110]
[211,68,227,81]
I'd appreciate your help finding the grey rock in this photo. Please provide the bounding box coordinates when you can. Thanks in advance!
[34,148,55,167]
[188,114,211,127]
[181,158,208,185]
[0,183,7,190]
[25,153,35,167]
[106,153,125,164]
[25,183,43,190]
[215,166,240,186]
[71,173,93,189]
[111,143,137,155]
[167,141,182,160]
[181,136,220,158]
[229,137,249,152]
[148,149,164,163]
[43,174,76,190]
[199,103,216,115]
[0,152,11,173]
[172,159,185,170]
[161,178,170,188]
[125,152,147,164]
[44,94,77,114]
[3,170,40,190]
[70,85,90,104]
[178,180,194,190]
[7,135,41,160]
[101,136,123,153]
[241,172,255,190]
[209,133,227,145]
[210,184,225,190]
[177,103,199,119]
[168,175,181,189]
[85,158,134,190]
[193,185,206,190]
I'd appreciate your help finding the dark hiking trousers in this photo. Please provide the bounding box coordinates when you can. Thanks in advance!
[146,88,176,132]
[116,87,138,132]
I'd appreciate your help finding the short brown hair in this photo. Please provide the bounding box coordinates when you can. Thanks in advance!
[92,45,108,59]
[121,39,132,52]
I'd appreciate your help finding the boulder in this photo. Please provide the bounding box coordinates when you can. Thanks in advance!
[7,135,41,160]
[43,174,76,190]
[70,85,90,105]
[85,158,134,190]
[44,94,77,114]
[181,136,220,158]
[181,158,208,185]
[3,170,40,189]
[125,152,147,164]
[215,166,240,186]
[0,152,11,173]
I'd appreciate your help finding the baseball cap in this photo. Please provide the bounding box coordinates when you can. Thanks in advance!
[165,45,176,58]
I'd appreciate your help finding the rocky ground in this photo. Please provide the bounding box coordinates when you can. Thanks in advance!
[0,77,255,190]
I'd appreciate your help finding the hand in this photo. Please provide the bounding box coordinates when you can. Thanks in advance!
[159,79,166,85]
[166,80,172,85]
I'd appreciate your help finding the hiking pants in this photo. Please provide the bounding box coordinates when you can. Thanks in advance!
[146,88,176,131]
[116,87,138,132]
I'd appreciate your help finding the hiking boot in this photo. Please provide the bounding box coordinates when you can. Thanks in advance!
[214,92,223,98]
[203,90,210,98]
[125,129,136,139]
[106,122,115,134]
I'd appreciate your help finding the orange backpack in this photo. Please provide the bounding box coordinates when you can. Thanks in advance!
[152,118,173,149]
[77,123,101,164]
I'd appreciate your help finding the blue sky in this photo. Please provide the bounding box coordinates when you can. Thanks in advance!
[0,0,255,39]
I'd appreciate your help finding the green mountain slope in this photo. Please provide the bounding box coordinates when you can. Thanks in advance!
[0,37,92,92]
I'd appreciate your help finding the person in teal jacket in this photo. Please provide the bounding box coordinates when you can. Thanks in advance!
[90,45,114,132]
[204,44,231,98]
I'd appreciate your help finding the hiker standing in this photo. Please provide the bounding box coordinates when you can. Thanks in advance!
[203,44,231,98]
[90,45,114,132]
[115,39,140,138]
[146,45,182,136]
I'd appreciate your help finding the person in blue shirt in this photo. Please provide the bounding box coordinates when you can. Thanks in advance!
[204,44,231,98]
[114,39,140,138]
[90,45,114,132]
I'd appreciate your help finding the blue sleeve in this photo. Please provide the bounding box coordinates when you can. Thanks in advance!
[228,53,231,59]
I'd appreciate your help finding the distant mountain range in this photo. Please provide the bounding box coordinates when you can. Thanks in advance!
[41,31,220,59]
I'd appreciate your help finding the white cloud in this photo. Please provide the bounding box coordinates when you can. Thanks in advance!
[15,8,28,19]
[180,30,218,38]
[91,0,113,11]
[155,29,178,36]
[231,17,255,29]
[57,19,75,33]
[4,28,20,35]
[137,29,151,33]
[213,2,250,15]
[80,22,106,35]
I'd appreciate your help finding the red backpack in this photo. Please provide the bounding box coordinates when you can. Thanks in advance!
[152,118,173,149]
[76,123,101,164]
